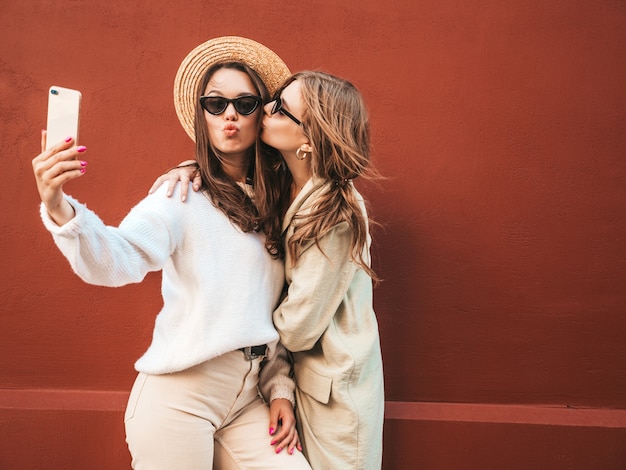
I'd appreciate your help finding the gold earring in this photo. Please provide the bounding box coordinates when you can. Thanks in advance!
[296,148,309,160]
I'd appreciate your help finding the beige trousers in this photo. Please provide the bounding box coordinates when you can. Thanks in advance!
[124,350,311,470]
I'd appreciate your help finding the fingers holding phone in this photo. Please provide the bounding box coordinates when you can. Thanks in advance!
[32,133,87,226]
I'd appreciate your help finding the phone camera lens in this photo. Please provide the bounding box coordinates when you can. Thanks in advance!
[51,89,59,95]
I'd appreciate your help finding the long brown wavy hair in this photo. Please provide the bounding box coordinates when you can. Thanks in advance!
[193,62,284,258]
[280,71,380,280]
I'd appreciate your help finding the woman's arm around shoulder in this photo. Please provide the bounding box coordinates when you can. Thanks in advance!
[148,160,202,202]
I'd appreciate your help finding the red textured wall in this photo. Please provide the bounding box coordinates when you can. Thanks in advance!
[2,1,625,468]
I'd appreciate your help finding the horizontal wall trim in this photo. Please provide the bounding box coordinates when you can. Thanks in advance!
[0,389,128,411]
[2,390,625,429]
[385,401,626,429]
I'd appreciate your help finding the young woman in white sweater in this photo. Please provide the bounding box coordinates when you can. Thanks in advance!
[153,71,385,470]
[31,37,311,470]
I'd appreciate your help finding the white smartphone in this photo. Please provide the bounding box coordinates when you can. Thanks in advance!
[45,86,82,150]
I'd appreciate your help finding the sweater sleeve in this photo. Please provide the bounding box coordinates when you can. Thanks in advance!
[39,191,178,287]
[258,340,296,406]
[273,221,358,352]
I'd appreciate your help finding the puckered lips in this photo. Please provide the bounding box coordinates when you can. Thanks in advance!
[223,123,239,137]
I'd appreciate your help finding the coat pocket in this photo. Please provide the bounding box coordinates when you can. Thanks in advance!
[294,363,332,404]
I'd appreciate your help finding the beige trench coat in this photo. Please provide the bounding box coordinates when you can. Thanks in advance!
[273,176,385,470]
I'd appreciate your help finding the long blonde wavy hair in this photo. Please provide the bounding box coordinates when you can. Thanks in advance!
[281,71,380,281]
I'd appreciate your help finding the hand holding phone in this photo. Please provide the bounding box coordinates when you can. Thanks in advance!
[45,86,82,150]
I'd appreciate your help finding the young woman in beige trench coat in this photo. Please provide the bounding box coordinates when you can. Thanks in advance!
[154,70,385,469]
[261,71,385,470]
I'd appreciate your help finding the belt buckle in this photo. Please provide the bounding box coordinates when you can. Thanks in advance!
[242,346,261,360]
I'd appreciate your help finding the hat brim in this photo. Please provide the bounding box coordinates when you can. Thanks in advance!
[174,36,291,141]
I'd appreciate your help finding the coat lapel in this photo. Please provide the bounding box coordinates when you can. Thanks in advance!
[281,176,328,234]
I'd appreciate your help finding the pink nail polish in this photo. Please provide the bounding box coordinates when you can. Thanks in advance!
[276,448,282,454]
[289,448,294,455]
[270,440,276,446]
[80,161,87,166]
[65,136,72,142]
[80,168,86,174]
[269,428,275,435]
[77,146,87,153]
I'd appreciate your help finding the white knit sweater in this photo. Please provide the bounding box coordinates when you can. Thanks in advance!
[40,183,294,402]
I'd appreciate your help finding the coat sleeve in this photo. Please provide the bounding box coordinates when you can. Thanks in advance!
[273,221,358,352]
[258,340,296,406]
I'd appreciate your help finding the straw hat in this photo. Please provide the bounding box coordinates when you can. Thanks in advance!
[173,36,291,141]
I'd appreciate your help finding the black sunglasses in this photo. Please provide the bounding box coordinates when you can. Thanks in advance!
[199,95,262,116]
[269,96,302,126]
